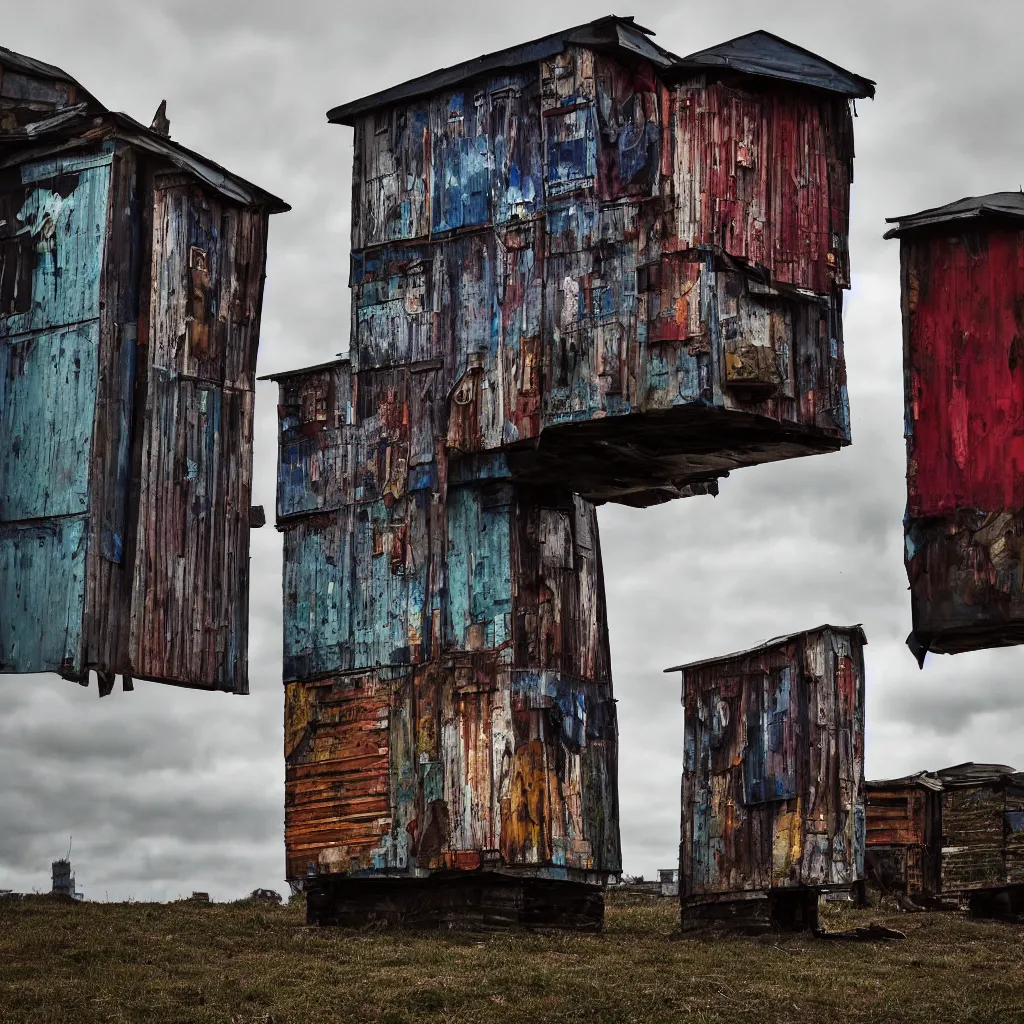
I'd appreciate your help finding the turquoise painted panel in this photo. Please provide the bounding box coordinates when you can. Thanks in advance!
[0,323,99,521]
[282,513,352,681]
[351,496,428,668]
[0,515,87,674]
[446,484,512,650]
[0,155,111,339]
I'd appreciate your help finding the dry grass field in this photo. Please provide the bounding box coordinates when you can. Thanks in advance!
[1,892,1022,1023]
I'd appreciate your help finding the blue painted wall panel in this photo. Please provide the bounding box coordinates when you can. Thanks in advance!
[1,157,110,339]
[0,516,87,674]
[0,323,99,521]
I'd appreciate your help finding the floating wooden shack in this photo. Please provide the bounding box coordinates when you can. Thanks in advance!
[666,625,867,932]
[886,195,1024,663]
[0,45,288,694]
[866,763,1024,916]
[270,16,873,929]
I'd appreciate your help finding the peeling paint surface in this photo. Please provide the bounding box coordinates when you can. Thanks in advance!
[274,22,869,900]
[673,625,866,900]
[0,50,286,692]
[894,224,1024,658]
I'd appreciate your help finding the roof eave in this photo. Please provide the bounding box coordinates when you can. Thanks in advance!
[326,15,674,126]
[664,622,867,673]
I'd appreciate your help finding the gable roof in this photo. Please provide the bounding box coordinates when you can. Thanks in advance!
[884,193,1024,238]
[327,16,675,125]
[0,45,288,213]
[664,623,866,674]
[327,16,873,126]
[673,30,875,99]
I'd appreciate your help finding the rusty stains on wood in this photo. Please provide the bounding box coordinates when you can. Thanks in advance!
[0,44,287,694]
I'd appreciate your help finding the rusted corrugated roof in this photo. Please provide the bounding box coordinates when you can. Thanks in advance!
[673,30,875,98]
[884,193,1024,238]
[663,623,867,673]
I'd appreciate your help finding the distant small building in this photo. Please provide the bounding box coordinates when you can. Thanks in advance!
[658,868,679,898]
[866,762,1024,916]
[865,771,942,898]
[666,624,867,932]
[886,195,1024,662]
[51,858,82,900]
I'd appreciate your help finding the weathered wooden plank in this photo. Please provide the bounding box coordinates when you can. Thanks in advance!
[0,516,87,675]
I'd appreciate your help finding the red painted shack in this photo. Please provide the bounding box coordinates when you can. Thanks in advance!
[886,195,1024,662]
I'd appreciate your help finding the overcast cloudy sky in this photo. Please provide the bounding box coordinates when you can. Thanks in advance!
[3,0,1023,901]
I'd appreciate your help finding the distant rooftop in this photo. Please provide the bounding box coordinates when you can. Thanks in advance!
[327,16,874,125]
[884,193,1024,238]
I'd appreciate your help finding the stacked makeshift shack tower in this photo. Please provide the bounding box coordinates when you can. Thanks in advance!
[886,195,1024,664]
[269,17,873,928]
[667,625,867,932]
[0,46,287,694]
[866,762,1024,917]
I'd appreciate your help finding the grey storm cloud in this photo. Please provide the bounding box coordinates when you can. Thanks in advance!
[2,0,1024,899]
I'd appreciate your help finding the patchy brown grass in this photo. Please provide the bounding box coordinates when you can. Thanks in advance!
[0,892,1022,1023]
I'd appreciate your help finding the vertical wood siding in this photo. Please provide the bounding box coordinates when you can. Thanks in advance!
[678,627,866,898]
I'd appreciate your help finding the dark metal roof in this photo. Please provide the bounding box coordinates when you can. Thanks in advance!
[108,111,290,213]
[258,357,349,382]
[1,43,83,87]
[326,17,876,126]
[673,30,875,99]
[884,193,1024,238]
[0,45,287,212]
[327,16,676,125]
[934,762,1018,785]
[0,43,105,112]
[664,623,866,674]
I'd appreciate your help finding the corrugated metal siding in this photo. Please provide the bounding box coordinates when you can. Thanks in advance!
[901,228,1024,655]
[678,627,865,898]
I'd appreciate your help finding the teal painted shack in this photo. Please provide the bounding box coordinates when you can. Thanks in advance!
[0,45,288,695]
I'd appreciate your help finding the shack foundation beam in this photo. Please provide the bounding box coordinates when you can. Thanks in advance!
[680,889,821,934]
[304,875,605,932]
